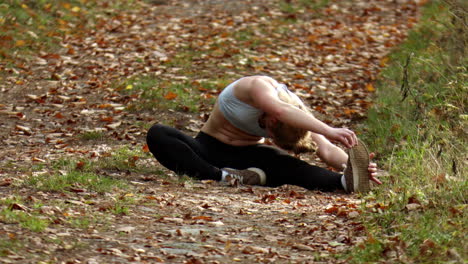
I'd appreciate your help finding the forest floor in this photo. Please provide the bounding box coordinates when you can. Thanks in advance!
[0,0,421,263]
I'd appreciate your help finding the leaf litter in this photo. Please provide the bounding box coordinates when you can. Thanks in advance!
[0,0,421,263]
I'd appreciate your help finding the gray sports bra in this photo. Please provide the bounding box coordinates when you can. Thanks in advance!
[218,79,292,137]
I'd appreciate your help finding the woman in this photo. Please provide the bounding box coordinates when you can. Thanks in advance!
[147,76,380,193]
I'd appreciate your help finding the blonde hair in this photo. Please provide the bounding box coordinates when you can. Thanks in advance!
[269,90,316,155]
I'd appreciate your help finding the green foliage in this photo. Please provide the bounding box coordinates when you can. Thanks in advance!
[26,170,126,194]
[0,197,50,233]
[0,209,49,232]
[95,146,158,174]
[279,0,329,14]
[111,201,129,216]
[115,74,218,112]
[79,131,105,141]
[0,197,49,232]
[0,237,23,257]
[349,1,467,263]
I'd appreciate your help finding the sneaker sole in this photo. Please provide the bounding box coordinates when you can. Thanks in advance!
[247,167,266,185]
[348,139,370,193]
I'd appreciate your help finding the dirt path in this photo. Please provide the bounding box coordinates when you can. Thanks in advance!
[0,0,420,263]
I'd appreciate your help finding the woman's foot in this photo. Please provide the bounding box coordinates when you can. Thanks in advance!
[222,168,266,185]
[344,139,371,193]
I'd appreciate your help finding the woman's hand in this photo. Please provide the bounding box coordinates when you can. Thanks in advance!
[324,127,358,148]
[369,152,382,185]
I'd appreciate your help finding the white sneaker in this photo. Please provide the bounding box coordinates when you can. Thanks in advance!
[222,168,266,185]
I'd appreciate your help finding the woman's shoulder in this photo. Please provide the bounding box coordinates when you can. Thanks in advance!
[238,75,276,84]
[235,76,279,93]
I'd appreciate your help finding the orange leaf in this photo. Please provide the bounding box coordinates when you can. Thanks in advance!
[192,215,213,221]
[142,144,150,153]
[366,83,375,92]
[15,40,26,47]
[98,104,111,108]
[344,108,356,116]
[101,116,113,123]
[294,74,305,79]
[325,206,338,214]
[307,34,318,43]
[164,92,178,100]
[380,57,389,67]
[76,161,85,170]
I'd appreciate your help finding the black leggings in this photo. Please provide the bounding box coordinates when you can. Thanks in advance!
[146,124,343,192]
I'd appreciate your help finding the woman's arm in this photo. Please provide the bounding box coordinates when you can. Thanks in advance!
[311,133,348,170]
[238,76,357,148]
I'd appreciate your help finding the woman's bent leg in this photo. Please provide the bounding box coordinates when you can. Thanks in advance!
[146,124,222,180]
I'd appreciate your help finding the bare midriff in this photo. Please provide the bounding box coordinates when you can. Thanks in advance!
[201,102,264,146]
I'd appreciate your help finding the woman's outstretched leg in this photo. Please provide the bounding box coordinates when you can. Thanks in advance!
[225,144,344,191]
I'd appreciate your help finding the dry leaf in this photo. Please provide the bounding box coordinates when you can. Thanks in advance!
[105,121,122,129]
[405,203,422,211]
[241,245,269,254]
[164,92,178,100]
[292,243,314,251]
[116,226,136,233]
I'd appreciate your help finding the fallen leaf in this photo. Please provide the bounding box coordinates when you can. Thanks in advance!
[405,203,422,211]
[105,121,122,129]
[366,83,375,92]
[192,216,213,221]
[9,203,28,211]
[142,144,150,152]
[15,40,26,47]
[207,221,224,227]
[241,245,269,254]
[164,92,178,100]
[15,125,32,135]
[0,178,12,187]
[292,243,314,251]
[116,226,136,233]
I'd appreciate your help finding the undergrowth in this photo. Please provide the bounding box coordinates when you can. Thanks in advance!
[349,1,467,263]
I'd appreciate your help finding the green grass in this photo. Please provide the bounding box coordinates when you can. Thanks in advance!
[79,130,105,141]
[23,146,163,194]
[111,201,130,215]
[0,197,50,232]
[279,0,329,13]
[348,1,467,263]
[26,170,127,194]
[115,74,220,112]
[0,209,49,232]
[0,198,48,232]
[95,146,156,173]
[0,236,23,257]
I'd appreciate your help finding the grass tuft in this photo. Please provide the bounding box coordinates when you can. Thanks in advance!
[26,170,127,194]
[79,131,105,141]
